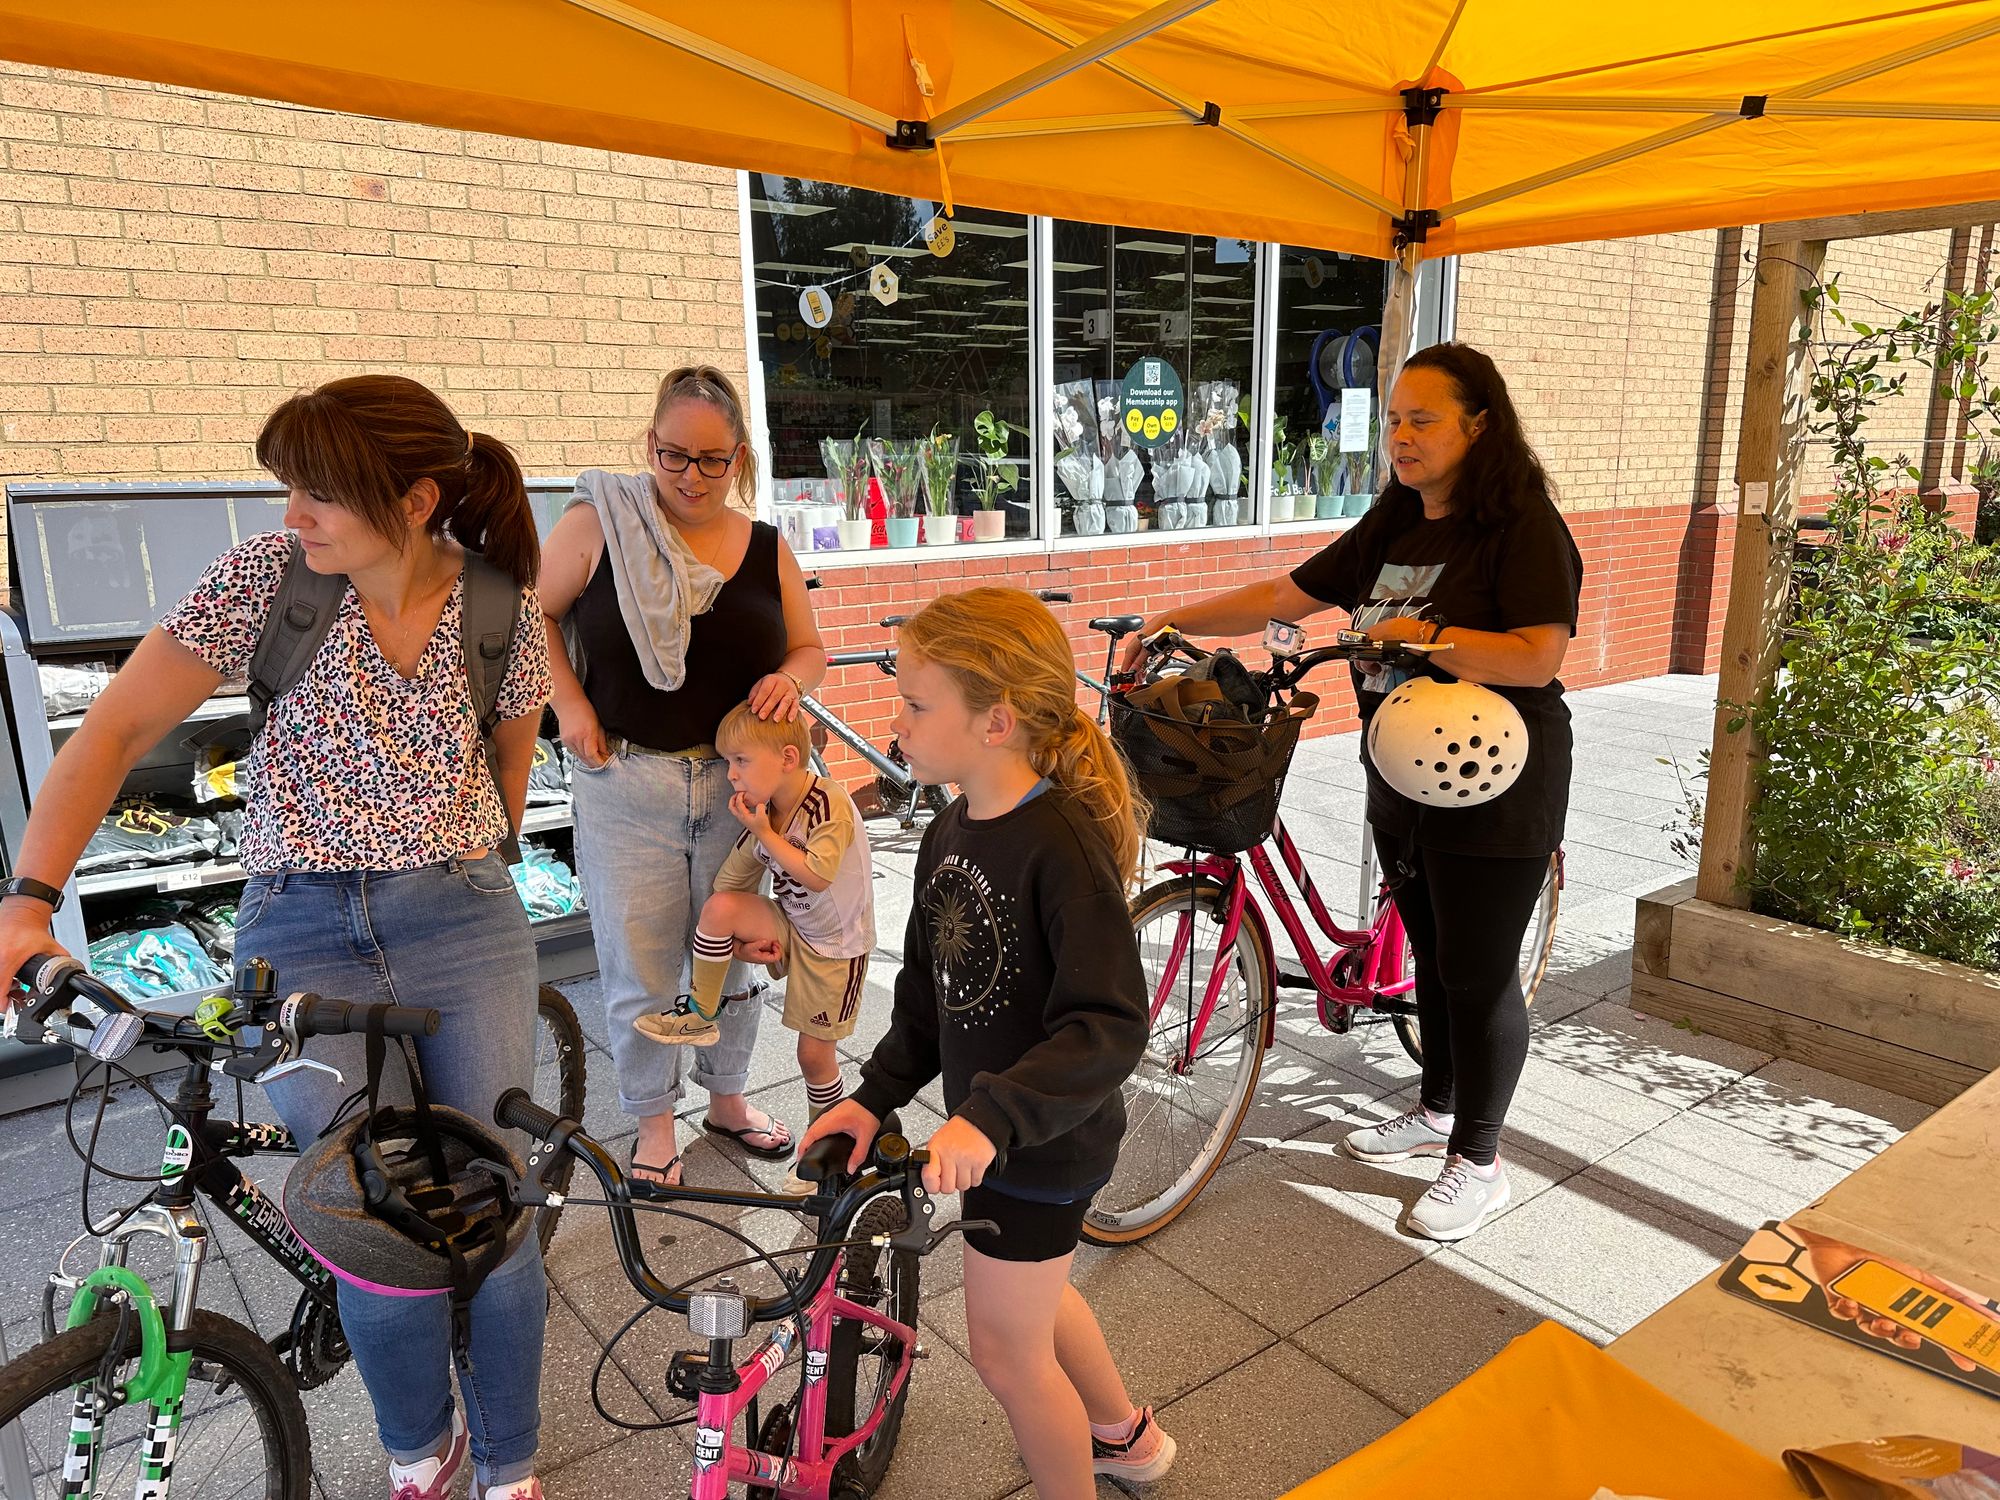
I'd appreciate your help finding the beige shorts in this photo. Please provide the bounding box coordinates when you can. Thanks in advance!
[768,912,868,1041]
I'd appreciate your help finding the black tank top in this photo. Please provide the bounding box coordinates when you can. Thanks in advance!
[571,521,788,752]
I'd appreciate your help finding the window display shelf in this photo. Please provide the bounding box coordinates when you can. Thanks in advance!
[73,802,577,900]
[49,693,249,736]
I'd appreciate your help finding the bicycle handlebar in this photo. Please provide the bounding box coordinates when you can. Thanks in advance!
[7,954,439,1064]
[493,1088,987,1325]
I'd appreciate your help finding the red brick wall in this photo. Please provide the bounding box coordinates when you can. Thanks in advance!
[803,500,1741,791]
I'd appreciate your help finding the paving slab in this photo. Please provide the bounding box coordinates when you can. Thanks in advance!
[1691,1057,1933,1167]
[1290,1250,1614,1417]
[1532,998,1768,1110]
[1583,1108,1856,1243]
[1455,1175,1741,1335]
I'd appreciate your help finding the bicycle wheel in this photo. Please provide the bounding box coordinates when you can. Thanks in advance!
[0,1309,310,1500]
[532,984,588,1254]
[827,1194,920,1496]
[1083,876,1272,1246]
[1388,851,1561,1065]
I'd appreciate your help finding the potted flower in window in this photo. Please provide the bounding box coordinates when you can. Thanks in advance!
[820,424,871,551]
[919,427,960,546]
[970,410,1016,542]
[1310,434,1343,519]
[1054,382,1106,536]
[1199,383,1243,526]
[1270,416,1301,521]
[868,437,923,547]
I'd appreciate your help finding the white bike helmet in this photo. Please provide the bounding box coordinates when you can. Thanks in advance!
[1366,677,1528,807]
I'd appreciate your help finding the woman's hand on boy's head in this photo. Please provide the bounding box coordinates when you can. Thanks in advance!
[799,1098,881,1174]
[728,790,774,836]
[749,671,801,722]
[922,1116,997,1195]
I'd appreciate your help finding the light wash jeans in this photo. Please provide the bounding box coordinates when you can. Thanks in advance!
[569,746,763,1117]
[239,854,544,1488]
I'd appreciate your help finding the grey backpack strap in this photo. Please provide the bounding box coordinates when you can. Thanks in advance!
[459,551,521,862]
[184,537,345,753]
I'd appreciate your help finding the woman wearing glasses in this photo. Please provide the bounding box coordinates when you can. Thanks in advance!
[539,366,825,1185]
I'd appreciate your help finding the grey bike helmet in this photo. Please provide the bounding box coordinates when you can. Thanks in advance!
[283,1031,529,1350]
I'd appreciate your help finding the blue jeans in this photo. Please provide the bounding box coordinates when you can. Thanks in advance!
[239,855,545,1487]
[570,748,763,1118]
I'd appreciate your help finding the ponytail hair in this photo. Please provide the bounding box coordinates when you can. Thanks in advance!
[899,588,1149,887]
[255,374,540,587]
[649,364,759,504]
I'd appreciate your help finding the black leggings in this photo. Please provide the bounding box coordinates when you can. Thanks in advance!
[1376,827,1549,1166]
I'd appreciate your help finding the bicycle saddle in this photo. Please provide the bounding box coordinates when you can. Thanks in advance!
[1090,614,1146,637]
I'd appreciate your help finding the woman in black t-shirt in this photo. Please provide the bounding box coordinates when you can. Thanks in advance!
[1125,343,1582,1242]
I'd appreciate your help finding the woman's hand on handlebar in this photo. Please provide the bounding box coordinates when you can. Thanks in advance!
[1359,614,1431,646]
[798,1097,882,1175]
[555,698,611,769]
[921,1116,998,1194]
[0,902,64,1012]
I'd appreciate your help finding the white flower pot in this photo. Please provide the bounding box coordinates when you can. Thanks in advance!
[972,510,1007,542]
[923,513,957,546]
[836,518,873,551]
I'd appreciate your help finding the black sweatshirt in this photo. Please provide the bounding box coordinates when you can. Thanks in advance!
[851,787,1148,1199]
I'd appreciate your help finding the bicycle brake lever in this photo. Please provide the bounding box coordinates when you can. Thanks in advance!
[888,1175,941,1253]
[251,1057,343,1087]
[913,1217,998,1255]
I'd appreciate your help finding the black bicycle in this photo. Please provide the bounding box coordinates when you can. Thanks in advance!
[0,957,586,1500]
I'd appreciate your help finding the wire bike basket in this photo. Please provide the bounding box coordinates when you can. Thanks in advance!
[1112,672,1319,855]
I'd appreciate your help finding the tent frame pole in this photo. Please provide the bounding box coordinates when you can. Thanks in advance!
[1695,234,1828,907]
[556,0,894,133]
[928,0,1217,139]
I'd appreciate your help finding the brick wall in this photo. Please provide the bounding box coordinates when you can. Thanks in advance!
[0,61,747,519]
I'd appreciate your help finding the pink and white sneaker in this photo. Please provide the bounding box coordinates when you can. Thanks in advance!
[1092,1406,1177,1484]
[473,1480,543,1500]
[388,1408,466,1500]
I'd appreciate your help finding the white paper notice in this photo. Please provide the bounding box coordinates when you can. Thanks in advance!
[1338,388,1371,453]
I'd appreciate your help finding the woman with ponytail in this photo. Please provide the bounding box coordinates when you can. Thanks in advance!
[0,375,556,1499]
[801,588,1176,1498]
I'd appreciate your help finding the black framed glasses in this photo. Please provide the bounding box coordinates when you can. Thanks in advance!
[652,442,737,479]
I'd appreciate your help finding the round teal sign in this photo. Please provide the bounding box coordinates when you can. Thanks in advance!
[1117,358,1184,449]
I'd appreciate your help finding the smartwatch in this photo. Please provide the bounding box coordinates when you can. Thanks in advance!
[0,876,65,912]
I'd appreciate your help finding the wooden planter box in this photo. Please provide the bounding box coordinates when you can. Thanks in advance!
[1631,878,2000,1106]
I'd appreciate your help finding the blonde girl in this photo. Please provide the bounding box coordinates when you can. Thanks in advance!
[539,366,825,1184]
[801,587,1175,1497]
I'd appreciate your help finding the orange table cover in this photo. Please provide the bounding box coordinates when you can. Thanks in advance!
[1283,1321,1799,1500]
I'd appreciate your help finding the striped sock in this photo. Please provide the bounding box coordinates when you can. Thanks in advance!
[690,928,734,1021]
[806,1075,846,1122]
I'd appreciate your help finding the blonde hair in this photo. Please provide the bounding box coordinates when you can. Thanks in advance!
[900,587,1148,886]
[716,701,810,761]
[649,364,758,503]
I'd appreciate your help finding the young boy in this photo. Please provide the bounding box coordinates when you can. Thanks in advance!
[638,703,875,1182]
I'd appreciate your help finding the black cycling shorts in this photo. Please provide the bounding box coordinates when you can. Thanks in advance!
[961,1183,1092,1263]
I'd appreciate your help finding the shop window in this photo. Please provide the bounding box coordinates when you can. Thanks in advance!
[1270,246,1392,524]
[1049,223,1256,537]
[748,175,1035,553]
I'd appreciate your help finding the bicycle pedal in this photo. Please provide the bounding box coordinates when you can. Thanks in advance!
[1274,970,1318,991]
[666,1349,708,1401]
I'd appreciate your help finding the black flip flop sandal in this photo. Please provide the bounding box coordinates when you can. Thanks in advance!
[702,1114,796,1161]
[629,1140,683,1198]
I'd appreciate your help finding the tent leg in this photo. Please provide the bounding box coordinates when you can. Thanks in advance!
[1694,234,1827,907]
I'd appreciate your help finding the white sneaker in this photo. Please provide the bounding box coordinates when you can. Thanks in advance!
[388,1408,466,1500]
[1342,1106,1451,1163]
[1405,1156,1511,1241]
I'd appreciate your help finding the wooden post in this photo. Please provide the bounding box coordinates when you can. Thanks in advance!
[1694,234,1827,907]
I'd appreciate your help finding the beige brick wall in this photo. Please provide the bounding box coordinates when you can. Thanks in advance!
[0,62,747,501]
[1455,225,1960,513]
[1454,229,1743,515]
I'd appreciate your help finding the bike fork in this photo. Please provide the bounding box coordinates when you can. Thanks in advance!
[52,1205,210,1499]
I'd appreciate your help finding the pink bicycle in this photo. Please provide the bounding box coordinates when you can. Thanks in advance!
[493,1091,987,1499]
[1081,627,1560,1246]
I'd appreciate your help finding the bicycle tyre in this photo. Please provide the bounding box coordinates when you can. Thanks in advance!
[827,1194,920,1495]
[532,984,588,1255]
[1388,851,1562,1065]
[0,1309,310,1500]
[1082,876,1273,1247]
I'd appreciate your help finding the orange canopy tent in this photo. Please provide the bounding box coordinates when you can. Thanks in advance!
[0,1,1996,264]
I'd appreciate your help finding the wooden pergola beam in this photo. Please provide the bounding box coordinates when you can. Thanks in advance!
[1758,200,2000,245]
[1695,234,1827,907]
